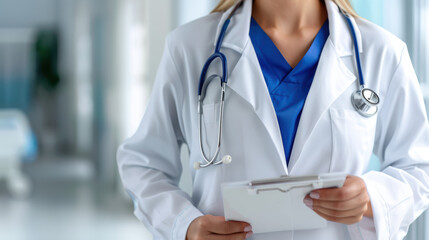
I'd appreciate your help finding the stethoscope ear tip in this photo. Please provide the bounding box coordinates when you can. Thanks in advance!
[193,162,201,170]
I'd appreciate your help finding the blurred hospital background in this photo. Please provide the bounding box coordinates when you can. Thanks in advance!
[0,0,428,239]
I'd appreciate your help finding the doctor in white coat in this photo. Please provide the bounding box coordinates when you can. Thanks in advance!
[117,0,429,239]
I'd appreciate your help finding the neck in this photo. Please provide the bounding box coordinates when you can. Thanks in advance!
[252,0,327,33]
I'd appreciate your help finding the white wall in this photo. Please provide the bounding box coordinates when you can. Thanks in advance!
[0,0,58,28]
[352,0,407,42]
[174,0,217,27]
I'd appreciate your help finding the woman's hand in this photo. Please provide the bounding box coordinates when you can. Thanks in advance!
[186,215,253,240]
[304,175,373,225]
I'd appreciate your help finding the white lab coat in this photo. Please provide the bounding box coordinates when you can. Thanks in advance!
[117,0,429,239]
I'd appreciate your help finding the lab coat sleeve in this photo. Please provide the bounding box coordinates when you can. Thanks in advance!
[353,46,429,239]
[117,34,203,240]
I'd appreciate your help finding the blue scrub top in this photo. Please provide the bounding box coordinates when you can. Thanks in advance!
[249,18,330,165]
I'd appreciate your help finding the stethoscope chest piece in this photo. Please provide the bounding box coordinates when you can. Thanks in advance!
[351,88,379,117]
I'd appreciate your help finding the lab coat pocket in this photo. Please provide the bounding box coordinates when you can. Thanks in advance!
[329,108,376,173]
[201,102,221,159]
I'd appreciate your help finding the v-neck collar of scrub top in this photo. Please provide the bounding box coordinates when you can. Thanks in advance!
[249,18,330,95]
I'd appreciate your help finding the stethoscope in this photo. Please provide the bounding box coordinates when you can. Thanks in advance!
[194,2,380,170]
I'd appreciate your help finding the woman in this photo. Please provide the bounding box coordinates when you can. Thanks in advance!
[117,0,429,239]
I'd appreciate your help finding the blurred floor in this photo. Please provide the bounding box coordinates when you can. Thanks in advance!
[0,158,153,240]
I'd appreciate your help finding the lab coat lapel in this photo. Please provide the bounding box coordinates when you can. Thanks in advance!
[228,43,288,174]
[287,0,362,171]
[287,41,356,171]
[214,0,287,173]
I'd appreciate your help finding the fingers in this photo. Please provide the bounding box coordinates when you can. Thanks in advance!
[187,215,252,240]
[312,207,365,225]
[205,215,252,235]
[310,176,366,201]
[206,232,253,240]
[306,191,369,212]
[304,193,368,224]
[303,175,372,225]
[313,202,368,218]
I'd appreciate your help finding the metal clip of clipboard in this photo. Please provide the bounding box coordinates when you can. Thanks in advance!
[250,176,325,194]
[251,184,314,194]
[249,175,321,186]
[248,175,338,194]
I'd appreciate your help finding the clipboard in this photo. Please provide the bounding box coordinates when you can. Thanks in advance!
[222,172,347,233]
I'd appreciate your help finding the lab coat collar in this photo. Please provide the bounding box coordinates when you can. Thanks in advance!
[213,0,252,54]
[325,0,363,56]
[214,0,363,57]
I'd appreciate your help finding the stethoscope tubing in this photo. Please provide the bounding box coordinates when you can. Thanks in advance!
[342,11,365,87]
[198,81,226,167]
[196,2,243,168]
[198,52,228,96]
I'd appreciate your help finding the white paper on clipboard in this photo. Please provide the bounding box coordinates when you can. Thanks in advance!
[222,172,347,234]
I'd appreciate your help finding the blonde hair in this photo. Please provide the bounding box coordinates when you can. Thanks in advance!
[212,0,358,18]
